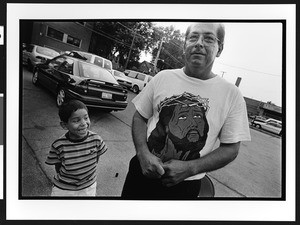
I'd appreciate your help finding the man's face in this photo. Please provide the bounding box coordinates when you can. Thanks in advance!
[168,104,206,142]
[184,23,223,70]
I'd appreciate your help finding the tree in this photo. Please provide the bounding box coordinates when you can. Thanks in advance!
[151,25,185,71]
[89,21,157,70]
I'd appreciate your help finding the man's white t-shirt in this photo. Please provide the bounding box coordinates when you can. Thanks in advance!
[132,68,251,180]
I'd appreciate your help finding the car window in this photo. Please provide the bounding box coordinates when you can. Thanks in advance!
[58,58,74,75]
[113,70,123,77]
[128,72,137,78]
[94,57,104,67]
[104,60,112,70]
[80,62,118,84]
[48,57,65,70]
[137,73,146,81]
[36,46,59,58]
[267,121,277,126]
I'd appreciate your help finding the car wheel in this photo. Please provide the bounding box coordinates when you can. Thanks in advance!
[255,124,261,129]
[132,85,139,93]
[27,59,33,71]
[32,70,39,86]
[56,88,66,107]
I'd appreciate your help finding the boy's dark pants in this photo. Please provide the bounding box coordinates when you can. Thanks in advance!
[121,155,201,200]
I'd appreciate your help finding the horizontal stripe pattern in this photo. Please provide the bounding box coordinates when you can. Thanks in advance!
[46,131,107,191]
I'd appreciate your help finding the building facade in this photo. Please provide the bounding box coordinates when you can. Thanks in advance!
[22,21,94,54]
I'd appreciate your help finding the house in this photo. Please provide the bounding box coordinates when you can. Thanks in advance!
[21,21,94,53]
[244,97,282,121]
[139,61,156,76]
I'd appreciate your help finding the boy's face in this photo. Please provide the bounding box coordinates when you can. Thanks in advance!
[61,108,90,140]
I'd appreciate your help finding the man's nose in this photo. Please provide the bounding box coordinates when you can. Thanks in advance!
[195,36,204,47]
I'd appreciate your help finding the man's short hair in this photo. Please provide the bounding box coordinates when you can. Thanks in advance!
[58,100,88,123]
[185,22,225,45]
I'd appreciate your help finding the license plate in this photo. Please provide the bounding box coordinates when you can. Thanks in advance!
[102,92,112,99]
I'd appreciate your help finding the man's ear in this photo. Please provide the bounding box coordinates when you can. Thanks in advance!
[216,43,224,57]
[60,121,68,130]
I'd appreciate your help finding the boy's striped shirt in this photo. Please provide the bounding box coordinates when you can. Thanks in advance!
[46,131,107,191]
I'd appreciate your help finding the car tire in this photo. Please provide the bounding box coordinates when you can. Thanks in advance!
[132,85,139,94]
[255,124,261,129]
[32,70,39,86]
[56,88,66,107]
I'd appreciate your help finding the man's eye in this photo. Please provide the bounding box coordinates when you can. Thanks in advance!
[204,36,215,43]
[194,115,202,119]
[179,116,187,120]
[188,35,198,41]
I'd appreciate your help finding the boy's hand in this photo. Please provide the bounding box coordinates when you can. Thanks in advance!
[137,151,165,179]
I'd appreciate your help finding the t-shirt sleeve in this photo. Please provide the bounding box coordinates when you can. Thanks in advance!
[97,138,108,156]
[45,144,61,165]
[219,90,251,143]
[131,77,155,119]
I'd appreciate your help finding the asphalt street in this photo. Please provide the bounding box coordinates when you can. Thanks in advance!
[22,67,282,198]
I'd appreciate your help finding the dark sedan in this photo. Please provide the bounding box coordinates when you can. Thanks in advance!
[32,55,128,112]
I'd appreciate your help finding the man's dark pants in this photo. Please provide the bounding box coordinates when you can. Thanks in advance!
[121,155,201,200]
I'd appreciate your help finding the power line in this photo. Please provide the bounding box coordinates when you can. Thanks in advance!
[216,62,281,77]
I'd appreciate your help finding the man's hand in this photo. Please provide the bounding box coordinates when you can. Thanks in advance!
[161,159,192,187]
[138,151,165,179]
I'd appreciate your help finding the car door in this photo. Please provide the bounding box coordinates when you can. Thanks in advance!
[263,121,280,134]
[55,58,76,89]
[39,56,65,92]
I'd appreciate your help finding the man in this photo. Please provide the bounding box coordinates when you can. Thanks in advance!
[121,23,251,199]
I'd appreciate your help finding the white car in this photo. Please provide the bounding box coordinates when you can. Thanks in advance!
[124,70,152,93]
[67,51,113,74]
[253,118,282,135]
[22,44,60,71]
[112,70,132,90]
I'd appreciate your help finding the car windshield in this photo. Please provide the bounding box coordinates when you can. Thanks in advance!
[114,70,125,77]
[80,63,118,84]
[36,47,59,57]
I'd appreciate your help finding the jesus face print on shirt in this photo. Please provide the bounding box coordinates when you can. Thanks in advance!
[147,92,210,162]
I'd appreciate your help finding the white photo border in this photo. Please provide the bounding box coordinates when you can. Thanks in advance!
[7,3,295,221]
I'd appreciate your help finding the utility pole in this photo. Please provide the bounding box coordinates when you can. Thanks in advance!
[220,71,226,78]
[153,37,165,73]
[124,32,136,70]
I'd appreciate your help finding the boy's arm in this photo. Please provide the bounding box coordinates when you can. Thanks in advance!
[54,163,62,174]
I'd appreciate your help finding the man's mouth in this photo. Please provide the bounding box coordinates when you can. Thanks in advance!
[186,130,200,142]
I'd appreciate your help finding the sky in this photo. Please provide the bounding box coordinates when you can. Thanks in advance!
[141,22,282,107]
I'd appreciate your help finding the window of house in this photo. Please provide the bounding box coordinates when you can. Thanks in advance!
[67,35,81,47]
[46,27,64,41]
[46,26,82,48]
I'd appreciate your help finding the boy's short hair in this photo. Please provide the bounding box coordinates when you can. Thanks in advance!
[58,100,88,123]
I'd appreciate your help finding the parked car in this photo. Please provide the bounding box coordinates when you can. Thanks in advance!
[112,70,132,90]
[66,51,113,74]
[123,70,152,93]
[22,44,60,71]
[252,118,282,135]
[32,54,128,112]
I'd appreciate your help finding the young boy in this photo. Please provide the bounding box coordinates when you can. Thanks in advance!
[46,100,107,196]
